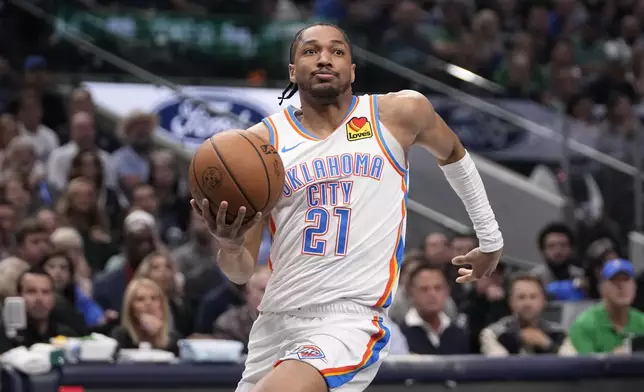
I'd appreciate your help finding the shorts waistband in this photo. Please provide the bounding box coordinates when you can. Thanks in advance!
[264,301,385,318]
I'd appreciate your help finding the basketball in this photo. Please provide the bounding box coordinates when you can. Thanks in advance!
[189,129,285,224]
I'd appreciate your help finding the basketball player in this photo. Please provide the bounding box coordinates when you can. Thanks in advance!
[191,23,503,392]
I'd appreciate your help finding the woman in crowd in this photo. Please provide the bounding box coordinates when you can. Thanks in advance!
[40,250,106,327]
[68,149,122,235]
[1,136,54,211]
[50,226,92,295]
[148,150,191,246]
[56,177,117,272]
[136,251,192,337]
[111,278,179,354]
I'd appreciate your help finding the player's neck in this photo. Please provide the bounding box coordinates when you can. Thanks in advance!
[298,92,354,137]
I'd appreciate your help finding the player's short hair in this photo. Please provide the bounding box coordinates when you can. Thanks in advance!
[278,23,353,106]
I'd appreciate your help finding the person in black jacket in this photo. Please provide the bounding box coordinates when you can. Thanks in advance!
[399,264,470,355]
[0,266,78,353]
[480,273,566,356]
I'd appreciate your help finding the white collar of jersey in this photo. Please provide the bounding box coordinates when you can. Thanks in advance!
[404,308,451,334]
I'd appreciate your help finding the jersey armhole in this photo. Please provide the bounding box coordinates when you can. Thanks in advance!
[368,94,407,177]
[262,117,279,150]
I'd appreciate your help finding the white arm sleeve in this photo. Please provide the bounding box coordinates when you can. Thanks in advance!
[439,151,503,253]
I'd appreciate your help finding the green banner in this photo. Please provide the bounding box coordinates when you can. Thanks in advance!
[54,10,308,63]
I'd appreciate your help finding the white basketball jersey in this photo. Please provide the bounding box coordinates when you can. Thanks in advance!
[259,94,408,313]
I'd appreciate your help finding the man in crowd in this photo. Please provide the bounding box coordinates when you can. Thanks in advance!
[13,218,50,266]
[531,222,583,285]
[93,210,158,313]
[480,274,568,356]
[564,259,644,354]
[400,264,470,355]
[0,267,78,352]
[47,111,113,192]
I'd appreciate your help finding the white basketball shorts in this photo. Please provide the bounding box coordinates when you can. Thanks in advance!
[235,302,391,392]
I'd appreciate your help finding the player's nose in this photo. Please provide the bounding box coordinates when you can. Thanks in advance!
[317,52,332,67]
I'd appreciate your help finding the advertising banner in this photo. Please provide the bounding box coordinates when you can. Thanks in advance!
[83,82,591,163]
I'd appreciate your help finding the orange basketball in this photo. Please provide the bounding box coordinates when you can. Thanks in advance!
[189,129,285,224]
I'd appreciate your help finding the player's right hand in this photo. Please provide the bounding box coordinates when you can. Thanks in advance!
[190,198,262,251]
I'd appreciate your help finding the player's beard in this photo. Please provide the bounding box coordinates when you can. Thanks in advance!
[308,81,349,104]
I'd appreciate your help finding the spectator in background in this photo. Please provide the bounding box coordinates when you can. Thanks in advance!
[424,232,466,306]
[47,112,114,193]
[0,113,19,164]
[131,184,159,223]
[430,1,467,63]
[68,149,123,232]
[0,199,16,259]
[16,90,58,160]
[149,150,191,246]
[111,278,179,354]
[572,17,606,77]
[110,111,156,201]
[12,218,50,266]
[94,210,158,314]
[379,0,433,70]
[595,92,643,233]
[6,267,78,349]
[213,266,270,351]
[36,208,59,235]
[50,227,92,295]
[56,178,115,272]
[40,250,108,328]
[547,237,619,301]
[400,265,470,355]
[467,9,504,78]
[388,252,426,324]
[480,274,567,356]
[451,232,477,258]
[564,259,644,354]
[172,209,224,309]
[461,263,510,353]
[1,136,46,199]
[58,87,119,152]
[531,222,583,285]
[20,56,66,132]
[0,256,29,301]
[136,251,193,337]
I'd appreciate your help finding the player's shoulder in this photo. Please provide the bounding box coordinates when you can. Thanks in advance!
[376,90,436,135]
[377,90,434,113]
[245,121,271,142]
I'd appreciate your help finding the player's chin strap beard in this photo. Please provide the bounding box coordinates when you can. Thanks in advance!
[278,82,298,106]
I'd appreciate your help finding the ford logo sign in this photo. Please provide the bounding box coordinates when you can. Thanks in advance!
[153,92,268,147]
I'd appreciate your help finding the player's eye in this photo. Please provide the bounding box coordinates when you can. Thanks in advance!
[303,48,316,55]
[333,49,345,56]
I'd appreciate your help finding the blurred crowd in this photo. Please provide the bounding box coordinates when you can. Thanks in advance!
[0,0,642,360]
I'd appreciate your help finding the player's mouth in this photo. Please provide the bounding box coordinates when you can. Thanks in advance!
[312,69,338,81]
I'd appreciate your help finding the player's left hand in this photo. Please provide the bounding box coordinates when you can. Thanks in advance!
[451,247,503,283]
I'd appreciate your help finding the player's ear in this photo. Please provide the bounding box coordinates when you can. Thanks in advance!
[288,64,296,84]
[351,63,356,84]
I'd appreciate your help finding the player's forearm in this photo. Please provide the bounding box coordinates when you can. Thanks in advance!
[216,247,256,284]
[439,151,504,253]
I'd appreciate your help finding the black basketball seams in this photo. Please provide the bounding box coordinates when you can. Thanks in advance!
[237,132,272,213]
[208,135,259,215]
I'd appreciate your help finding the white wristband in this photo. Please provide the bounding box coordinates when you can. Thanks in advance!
[440,151,503,253]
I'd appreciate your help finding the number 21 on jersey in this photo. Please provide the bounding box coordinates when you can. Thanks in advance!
[302,207,352,256]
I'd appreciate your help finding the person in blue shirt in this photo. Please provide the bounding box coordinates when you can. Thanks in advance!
[40,250,106,327]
